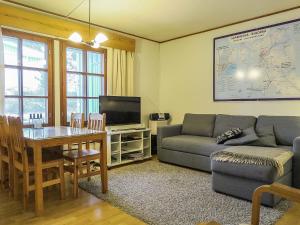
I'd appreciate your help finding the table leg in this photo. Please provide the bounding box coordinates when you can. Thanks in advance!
[100,135,108,193]
[34,143,44,216]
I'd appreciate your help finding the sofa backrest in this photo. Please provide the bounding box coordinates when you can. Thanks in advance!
[256,116,300,146]
[182,113,216,137]
[213,114,257,137]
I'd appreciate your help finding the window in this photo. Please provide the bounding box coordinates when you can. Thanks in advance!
[3,29,54,125]
[61,42,107,124]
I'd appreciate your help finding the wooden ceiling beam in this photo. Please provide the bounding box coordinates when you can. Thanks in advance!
[0,3,135,51]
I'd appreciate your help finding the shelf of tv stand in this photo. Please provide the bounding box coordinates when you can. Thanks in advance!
[121,139,142,144]
[111,151,120,155]
[121,148,142,154]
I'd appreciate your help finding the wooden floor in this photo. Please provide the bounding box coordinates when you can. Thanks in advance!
[0,176,299,225]
[0,176,145,225]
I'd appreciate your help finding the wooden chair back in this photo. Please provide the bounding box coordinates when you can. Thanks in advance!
[87,113,106,131]
[70,113,84,128]
[0,115,10,149]
[8,117,28,167]
[8,117,26,154]
[0,115,11,190]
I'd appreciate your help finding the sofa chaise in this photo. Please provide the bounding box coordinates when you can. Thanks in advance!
[157,114,300,206]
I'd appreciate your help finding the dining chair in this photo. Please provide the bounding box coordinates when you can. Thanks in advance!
[8,116,65,209]
[67,113,85,151]
[88,113,106,131]
[0,115,13,195]
[64,113,106,197]
[251,183,300,225]
[70,113,85,128]
[86,113,106,170]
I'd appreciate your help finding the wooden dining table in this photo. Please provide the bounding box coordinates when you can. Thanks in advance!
[23,126,108,216]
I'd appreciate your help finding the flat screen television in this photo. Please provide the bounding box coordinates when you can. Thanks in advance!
[99,96,141,125]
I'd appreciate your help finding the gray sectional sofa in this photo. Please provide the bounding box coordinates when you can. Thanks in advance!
[157,114,300,206]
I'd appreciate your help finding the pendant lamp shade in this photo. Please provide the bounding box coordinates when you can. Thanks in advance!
[69,32,82,43]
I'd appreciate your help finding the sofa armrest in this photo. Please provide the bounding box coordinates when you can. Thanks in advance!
[157,124,182,149]
[292,137,300,188]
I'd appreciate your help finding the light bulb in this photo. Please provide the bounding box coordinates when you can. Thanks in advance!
[69,32,82,43]
[94,33,108,43]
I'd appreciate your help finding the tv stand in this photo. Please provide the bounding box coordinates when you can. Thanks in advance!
[107,127,152,167]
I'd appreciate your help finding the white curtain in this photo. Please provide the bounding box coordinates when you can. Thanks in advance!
[0,27,5,114]
[106,48,134,96]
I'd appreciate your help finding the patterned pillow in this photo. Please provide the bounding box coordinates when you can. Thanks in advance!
[224,127,258,146]
[216,128,242,144]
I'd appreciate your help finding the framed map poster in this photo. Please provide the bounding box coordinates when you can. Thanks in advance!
[213,18,300,101]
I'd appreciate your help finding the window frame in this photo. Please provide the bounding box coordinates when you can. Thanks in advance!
[2,28,54,126]
[60,41,107,125]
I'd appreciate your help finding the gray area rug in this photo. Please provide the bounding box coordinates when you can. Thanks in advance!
[79,160,290,225]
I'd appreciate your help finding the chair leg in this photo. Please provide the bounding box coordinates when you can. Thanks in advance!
[23,171,29,210]
[8,161,14,198]
[73,160,79,198]
[59,162,65,200]
[2,163,9,189]
[0,157,2,187]
[13,168,19,200]
[0,161,4,189]
[7,151,14,198]
[87,160,91,181]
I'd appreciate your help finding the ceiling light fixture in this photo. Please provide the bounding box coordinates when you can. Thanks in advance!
[68,0,108,48]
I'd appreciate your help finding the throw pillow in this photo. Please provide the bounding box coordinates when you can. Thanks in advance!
[248,125,277,147]
[224,127,258,145]
[216,128,242,144]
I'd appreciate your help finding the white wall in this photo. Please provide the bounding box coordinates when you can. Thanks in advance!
[134,39,160,124]
[159,8,300,124]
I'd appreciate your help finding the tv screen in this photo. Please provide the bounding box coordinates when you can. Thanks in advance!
[99,96,141,125]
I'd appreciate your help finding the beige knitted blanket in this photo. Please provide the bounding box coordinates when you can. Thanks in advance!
[211,146,294,176]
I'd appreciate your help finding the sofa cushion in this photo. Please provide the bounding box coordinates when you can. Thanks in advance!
[249,125,277,147]
[213,114,257,137]
[224,127,258,145]
[162,135,227,156]
[211,146,292,183]
[182,114,216,137]
[257,115,300,146]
